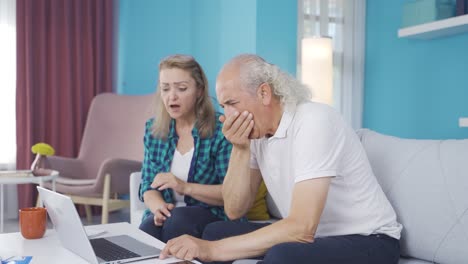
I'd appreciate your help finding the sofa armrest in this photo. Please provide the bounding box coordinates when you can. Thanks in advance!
[45,156,86,179]
[96,158,142,194]
[130,172,146,226]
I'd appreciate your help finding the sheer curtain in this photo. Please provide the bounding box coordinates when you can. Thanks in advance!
[298,0,366,129]
[0,0,18,218]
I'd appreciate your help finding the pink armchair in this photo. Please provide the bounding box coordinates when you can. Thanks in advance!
[44,93,155,224]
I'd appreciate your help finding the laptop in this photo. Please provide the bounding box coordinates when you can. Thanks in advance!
[37,187,161,264]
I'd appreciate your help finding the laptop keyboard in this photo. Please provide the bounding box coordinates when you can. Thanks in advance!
[90,238,141,261]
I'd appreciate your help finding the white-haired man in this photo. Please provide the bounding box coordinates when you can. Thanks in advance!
[160,54,402,264]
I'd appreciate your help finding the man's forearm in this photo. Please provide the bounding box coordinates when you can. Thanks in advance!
[212,178,330,261]
[222,146,254,219]
[212,217,316,261]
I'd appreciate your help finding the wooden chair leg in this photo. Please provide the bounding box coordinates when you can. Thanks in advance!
[84,205,93,223]
[101,173,111,224]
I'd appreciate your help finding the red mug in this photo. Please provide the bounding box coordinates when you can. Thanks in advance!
[19,207,47,239]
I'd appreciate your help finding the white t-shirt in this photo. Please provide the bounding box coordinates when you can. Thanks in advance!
[170,148,194,207]
[250,102,402,239]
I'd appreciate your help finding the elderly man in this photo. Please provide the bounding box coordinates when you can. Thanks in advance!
[160,54,402,264]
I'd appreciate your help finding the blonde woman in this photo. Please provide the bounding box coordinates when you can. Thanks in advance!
[139,55,232,242]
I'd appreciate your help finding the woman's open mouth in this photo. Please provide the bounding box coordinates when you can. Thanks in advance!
[169,104,181,111]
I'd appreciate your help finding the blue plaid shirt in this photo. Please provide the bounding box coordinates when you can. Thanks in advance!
[139,113,232,222]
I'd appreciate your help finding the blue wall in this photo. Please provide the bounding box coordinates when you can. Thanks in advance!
[256,0,297,75]
[194,0,257,99]
[117,0,193,95]
[364,0,468,139]
[219,0,257,65]
[116,0,297,103]
[191,0,222,100]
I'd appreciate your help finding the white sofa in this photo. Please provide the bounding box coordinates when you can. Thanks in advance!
[357,129,468,264]
[130,129,468,264]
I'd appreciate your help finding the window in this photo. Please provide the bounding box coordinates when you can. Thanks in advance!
[0,0,16,169]
[0,0,18,220]
[298,0,366,129]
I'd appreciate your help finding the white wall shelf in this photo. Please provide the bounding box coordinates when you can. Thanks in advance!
[398,14,468,39]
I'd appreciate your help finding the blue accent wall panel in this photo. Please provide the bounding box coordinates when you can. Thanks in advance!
[117,0,193,95]
[364,0,468,139]
[256,0,297,75]
[219,0,257,66]
[191,0,256,106]
[117,0,297,108]
[191,0,222,104]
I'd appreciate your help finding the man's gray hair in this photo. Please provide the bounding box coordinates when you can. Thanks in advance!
[232,54,312,108]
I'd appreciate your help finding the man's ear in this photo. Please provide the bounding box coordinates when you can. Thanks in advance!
[257,83,273,106]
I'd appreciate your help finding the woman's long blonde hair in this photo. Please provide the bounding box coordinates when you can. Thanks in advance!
[152,55,215,139]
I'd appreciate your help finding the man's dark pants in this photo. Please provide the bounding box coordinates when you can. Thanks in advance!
[202,221,400,264]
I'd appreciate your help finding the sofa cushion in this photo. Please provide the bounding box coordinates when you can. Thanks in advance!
[357,129,468,264]
[399,257,433,264]
[233,260,258,264]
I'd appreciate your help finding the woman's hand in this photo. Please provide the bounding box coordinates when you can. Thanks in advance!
[153,203,175,226]
[151,172,188,195]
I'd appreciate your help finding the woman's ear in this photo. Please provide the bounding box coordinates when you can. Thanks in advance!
[257,83,273,106]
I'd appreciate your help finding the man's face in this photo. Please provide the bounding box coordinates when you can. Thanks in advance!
[216,73,264,139]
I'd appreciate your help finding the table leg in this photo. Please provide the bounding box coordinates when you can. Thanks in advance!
[37,178,44,207]
[1,184,4,233]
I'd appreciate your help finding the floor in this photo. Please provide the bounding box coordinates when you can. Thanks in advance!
[2,207,131,234]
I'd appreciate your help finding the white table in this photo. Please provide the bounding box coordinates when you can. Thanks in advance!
[0,222,200,264]
[0,170,58,233]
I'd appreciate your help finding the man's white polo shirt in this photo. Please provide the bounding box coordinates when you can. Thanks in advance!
[250,101,402,239]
